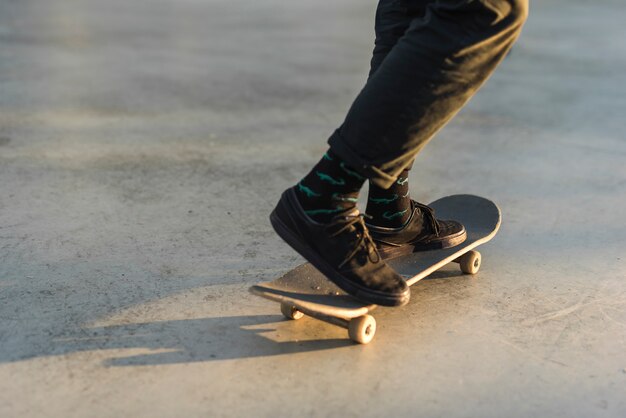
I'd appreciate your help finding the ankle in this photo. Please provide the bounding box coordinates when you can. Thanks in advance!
[295,150,364,223]
[365,170,412,227]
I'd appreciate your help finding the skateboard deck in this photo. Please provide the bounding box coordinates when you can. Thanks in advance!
[250,194,501,344]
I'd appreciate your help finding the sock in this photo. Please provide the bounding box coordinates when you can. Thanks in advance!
[366,168,412,228]
[295,150,366,223]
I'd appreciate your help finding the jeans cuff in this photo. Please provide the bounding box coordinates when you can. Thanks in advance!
[328,129,397,189]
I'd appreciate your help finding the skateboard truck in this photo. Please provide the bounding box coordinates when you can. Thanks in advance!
[280,302,378,344]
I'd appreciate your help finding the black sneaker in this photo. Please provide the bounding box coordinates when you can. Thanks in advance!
[270,187,410,307]
[367,200,466,259]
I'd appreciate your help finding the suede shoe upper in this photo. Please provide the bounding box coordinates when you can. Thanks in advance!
[367,200,466,258]
[271,188,409,305]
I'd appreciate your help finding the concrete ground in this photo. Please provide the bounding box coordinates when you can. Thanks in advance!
[1,0,625,416]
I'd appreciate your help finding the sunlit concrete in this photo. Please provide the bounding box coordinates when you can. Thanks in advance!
[0,0,624,416]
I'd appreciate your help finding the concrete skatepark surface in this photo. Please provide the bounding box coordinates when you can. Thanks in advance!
[1,0,624,416]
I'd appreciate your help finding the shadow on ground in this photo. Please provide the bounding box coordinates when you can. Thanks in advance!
[51,315,353,366]
[1,267,469,367]
[90,269,466,366]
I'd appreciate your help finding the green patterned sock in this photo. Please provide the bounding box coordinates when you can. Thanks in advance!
[366,168,412,228]
[295,150,365,223]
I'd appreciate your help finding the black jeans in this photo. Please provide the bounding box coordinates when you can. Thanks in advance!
[328,0,528,188]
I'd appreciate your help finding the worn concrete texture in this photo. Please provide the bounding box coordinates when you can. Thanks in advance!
[1,0,625,416]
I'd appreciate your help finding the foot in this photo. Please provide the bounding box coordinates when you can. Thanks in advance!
[367,200,466,259]
[270,187,410,307]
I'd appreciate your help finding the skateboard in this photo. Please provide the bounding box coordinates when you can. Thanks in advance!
[250,194,501,344]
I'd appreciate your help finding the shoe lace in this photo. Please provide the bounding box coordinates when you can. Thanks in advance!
[326,213,381,269]
[413,201,440,236]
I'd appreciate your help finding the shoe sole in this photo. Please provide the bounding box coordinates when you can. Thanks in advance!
[270,210,409,307]
[377,229,468,260]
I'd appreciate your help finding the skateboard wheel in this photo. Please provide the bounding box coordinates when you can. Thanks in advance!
[348,315,376,344]
[459,250,481,274]
[280,303,304,320]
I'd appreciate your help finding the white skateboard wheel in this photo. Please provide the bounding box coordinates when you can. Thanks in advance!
[280,303,304,320]
[348,315,376,344]
[459,250,481,274]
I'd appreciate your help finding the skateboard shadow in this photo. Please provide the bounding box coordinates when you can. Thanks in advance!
[97,273,464,367]
[46,315,352,367]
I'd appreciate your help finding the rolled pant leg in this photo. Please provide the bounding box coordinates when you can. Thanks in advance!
[329,0,529,188]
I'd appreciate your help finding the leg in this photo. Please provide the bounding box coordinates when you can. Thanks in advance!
[329,0,529,188]
[362,0,527,255]
[295,0,425,225]
[367,1,429,180]
[365,1,425,228]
